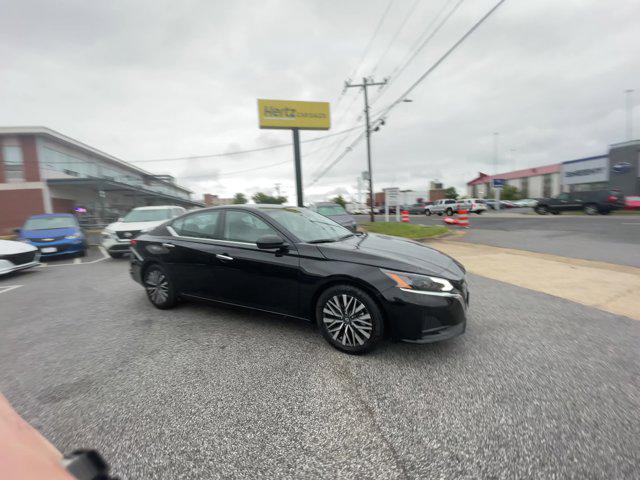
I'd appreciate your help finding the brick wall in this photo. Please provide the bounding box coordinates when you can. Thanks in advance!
[19,135,40,182]
[0,188,46,235]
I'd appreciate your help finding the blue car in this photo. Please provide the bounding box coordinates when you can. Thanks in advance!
[18,213,87,257]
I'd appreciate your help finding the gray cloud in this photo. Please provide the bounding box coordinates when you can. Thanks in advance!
[1,0,638,202]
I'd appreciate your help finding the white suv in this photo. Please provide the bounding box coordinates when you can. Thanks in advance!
[101,206,186,258]
[457,198,487,214]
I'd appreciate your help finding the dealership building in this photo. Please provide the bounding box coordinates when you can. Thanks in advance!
[467,140,640,199]
[0,126,202,235]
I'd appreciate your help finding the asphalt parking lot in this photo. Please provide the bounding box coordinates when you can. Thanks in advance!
[1,247,639,479]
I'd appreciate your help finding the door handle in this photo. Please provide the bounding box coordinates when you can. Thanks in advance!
[216,253,234,261]
[162,243,175,248]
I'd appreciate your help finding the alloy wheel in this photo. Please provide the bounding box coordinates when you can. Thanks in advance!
[145,269,169,305]
[322,294,373,347]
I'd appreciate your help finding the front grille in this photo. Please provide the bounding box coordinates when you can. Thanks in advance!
[2,250,37,266]
[116,230,141,240]
[32,235,65,242]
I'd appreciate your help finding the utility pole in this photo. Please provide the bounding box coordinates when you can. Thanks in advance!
[345,77,387,222]
[493,132,500,211]
[625,89,634,141]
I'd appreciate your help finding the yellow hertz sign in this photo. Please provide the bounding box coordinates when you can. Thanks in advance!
[258,99,330,130]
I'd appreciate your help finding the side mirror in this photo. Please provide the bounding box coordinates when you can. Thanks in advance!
[13,228,21,234]
[256,234,286,250]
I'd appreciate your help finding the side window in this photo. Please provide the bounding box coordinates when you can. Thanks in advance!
[223,211,278,243]
[558,193,570,201]
[172,211,220,239]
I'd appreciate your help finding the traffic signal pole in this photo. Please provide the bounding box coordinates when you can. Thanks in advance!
[345,77,387,222]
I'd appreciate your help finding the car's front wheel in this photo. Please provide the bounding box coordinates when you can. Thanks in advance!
[584,203,598,215]
[425,209,431,216]
[316,285,384,354]
[143,264,177,309]
[446,208,454,216]
[535,205,549,215]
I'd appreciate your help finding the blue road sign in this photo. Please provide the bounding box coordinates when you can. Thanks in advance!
[492,178,505,188]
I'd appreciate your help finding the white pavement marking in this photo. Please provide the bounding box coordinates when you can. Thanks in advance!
[46,246,110,267]
[621,222,640,225]
[0,285,23,294]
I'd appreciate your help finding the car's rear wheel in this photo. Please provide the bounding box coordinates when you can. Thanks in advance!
[425,209,431,216]
[316,285,384,354]
[584,203,598,215]
[143,264,177,309]
[446,208,454,216]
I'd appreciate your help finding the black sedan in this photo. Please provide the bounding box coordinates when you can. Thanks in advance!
[129,205,468,354]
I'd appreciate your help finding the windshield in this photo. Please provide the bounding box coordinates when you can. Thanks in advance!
[316,205,348,216]
[122,209,173,223]
[262,207,352,242]
[23,216,77,230]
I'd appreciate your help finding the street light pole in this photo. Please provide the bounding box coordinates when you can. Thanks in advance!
[345,77,387,222]
[625,89,634,141]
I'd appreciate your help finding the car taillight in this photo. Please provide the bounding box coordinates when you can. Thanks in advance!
[607,195,617,202]
[130,239,138,246]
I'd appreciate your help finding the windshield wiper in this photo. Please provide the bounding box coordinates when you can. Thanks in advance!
[307,238,337,244]
[338,233,355,240]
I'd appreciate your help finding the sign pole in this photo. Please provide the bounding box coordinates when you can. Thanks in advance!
[292,128,303,207]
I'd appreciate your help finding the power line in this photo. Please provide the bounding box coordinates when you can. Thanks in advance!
[378,0,507,120]
[308,0,508,186]
[346,0,396,83]
[371,0,464,106]
[369,0,421,77]
[129,125,362,163]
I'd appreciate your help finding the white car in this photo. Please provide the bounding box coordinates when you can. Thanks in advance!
[457,198,488,214]
[101,206,186,258]
[0,239,40,275]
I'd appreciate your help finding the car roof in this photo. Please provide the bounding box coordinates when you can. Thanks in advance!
[191,204,300,213]
[133,205,185,210]
[28,213,74,218]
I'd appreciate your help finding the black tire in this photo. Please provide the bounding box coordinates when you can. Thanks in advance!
[143,264,177,309]
[476,210,482,215]
[446,208,454,216]
[316,285,384,355]
[108,252,124,259]
[425,209,432,216]
[584,203,598,215]
[77,249,86,258]
[535,205,549,215]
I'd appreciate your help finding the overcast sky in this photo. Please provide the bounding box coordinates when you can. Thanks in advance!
[1,0,639,202]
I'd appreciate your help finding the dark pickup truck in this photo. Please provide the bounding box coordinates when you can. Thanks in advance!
[535,190,625,215]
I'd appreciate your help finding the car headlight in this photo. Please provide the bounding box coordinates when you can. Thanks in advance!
[102,229,115,239]
[19,238,32,243]
[381,269,454,293]
[64,234,81,239]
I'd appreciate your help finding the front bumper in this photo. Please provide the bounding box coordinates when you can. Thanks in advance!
[0,258,41,276]
[102,236,131,253]
[24,239,85,256]
[381,283,468,343]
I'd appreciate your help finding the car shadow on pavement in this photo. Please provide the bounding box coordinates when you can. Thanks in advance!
[130,294,465,362]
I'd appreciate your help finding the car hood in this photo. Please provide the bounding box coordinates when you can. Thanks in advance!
[22,227,79,239]
[0,239,38,255]
[106,220,167,232]
[317,233,465,281]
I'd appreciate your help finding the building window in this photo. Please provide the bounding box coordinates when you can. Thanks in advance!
[543,174,552,197]
[521,177,529,197]
[3,145,25,182]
